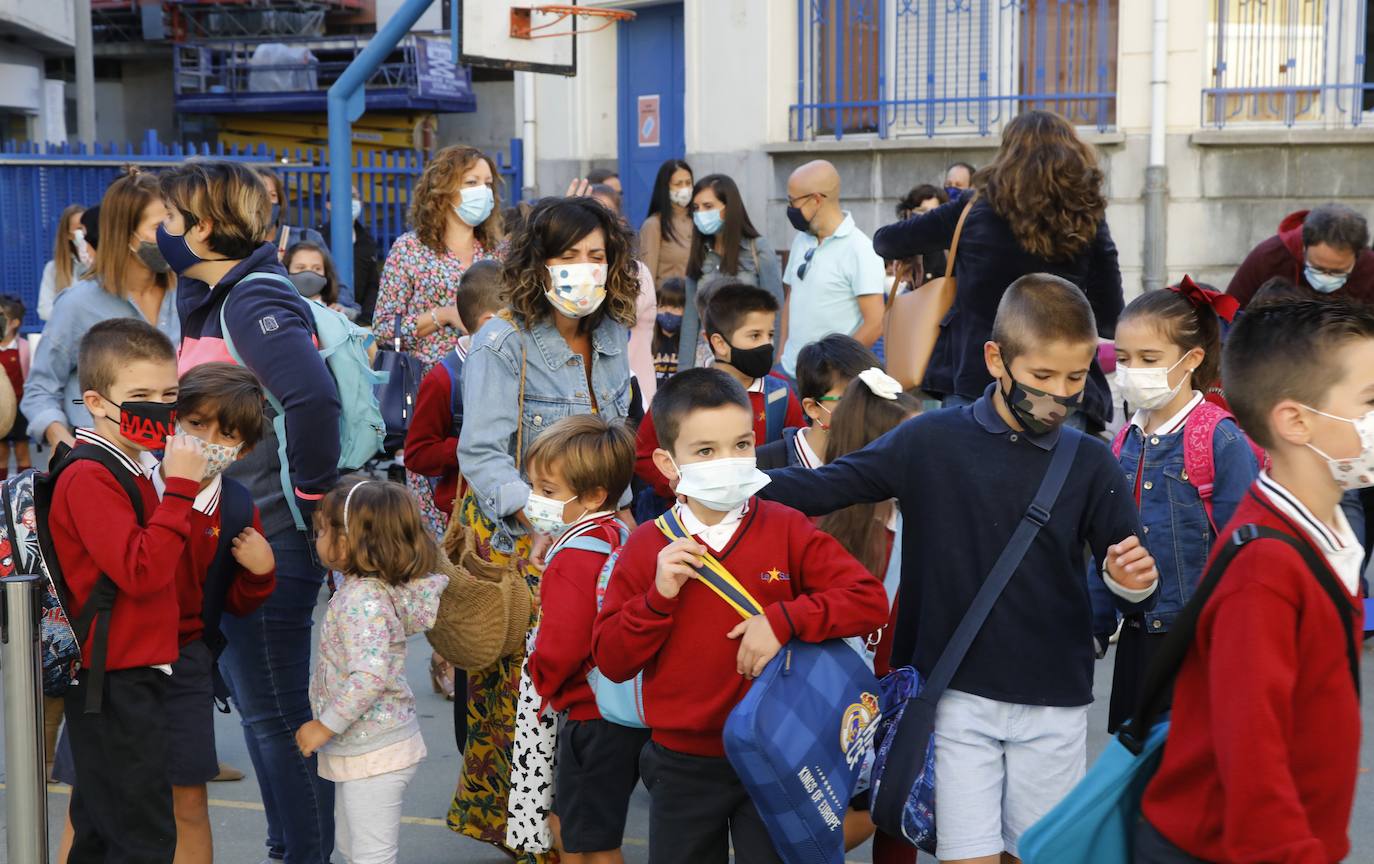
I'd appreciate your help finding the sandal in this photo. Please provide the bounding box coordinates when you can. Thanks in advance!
[430,652,456,701]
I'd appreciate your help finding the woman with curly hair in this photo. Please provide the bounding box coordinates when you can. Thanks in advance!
[450,195,639,861]
[874,110,1123,432]
[374,144,504,369]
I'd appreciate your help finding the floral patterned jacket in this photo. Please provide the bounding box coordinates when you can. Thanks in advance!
[310,572,449,757]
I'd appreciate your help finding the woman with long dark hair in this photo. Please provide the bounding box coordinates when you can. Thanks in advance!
[452,195,640,862]
[677,173,783,367]
[639,158,694,282]
[874,109,1123,432]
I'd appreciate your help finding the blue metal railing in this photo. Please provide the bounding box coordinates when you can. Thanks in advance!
[0,132,522,331]
[1202,0,1373,129]
[792,0,1118,140]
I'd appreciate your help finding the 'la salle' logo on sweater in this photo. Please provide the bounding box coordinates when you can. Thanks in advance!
[760,567,790,583]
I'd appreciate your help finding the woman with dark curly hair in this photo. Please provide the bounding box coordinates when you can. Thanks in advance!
[874,110,1124,431]
[449,195,638,860]
[373,144,504,370]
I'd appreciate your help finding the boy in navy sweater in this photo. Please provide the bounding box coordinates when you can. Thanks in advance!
[595,368,887,864]
[762,274,1160,864]
[1140,301,1367,863]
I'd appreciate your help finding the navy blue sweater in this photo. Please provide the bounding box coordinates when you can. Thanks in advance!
[760,386,1151,706]
[177,243,342,536]
[873,197,1123,427]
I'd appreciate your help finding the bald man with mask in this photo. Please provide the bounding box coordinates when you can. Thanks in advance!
[780,160,886,378]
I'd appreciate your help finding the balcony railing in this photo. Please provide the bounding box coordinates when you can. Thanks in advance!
[791,0,1119,140]
[1202,0,1374,129]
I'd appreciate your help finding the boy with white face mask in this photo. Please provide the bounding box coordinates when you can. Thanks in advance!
[1138,299,1370,863]
[592,367,888,864]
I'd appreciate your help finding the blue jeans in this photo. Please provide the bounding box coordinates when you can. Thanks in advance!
[220,531,334,864]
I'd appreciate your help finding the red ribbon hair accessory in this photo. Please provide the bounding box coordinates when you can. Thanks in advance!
[1169,275,1240,323]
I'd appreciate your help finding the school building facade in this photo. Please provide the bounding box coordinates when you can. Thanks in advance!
[523,0,1374,295]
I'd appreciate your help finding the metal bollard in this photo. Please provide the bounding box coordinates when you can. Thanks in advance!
[3,573,50,864]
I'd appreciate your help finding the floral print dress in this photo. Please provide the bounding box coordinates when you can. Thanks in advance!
[374,231,501,538]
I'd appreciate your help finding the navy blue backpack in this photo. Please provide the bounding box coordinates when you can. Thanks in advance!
[656,510,886,864]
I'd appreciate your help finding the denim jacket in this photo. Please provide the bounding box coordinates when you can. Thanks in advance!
[1116,414,1258,632]
[459,312,632,552]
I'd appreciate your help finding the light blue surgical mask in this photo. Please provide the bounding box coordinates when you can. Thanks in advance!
[350,198,363,223]
[694,209,724,236]
[1305,265,1349,294]
[454,186,495,227]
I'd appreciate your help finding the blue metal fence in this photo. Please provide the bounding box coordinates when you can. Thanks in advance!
[792,0,1118,140]
[0,132,522,331]
[1203,0,1373,129]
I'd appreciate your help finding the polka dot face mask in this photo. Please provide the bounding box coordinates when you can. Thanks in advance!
[544,262,608,319]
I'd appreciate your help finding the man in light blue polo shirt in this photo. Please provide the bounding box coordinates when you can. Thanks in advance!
[780,160,886,377]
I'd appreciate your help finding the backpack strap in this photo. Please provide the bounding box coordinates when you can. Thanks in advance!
[1110,422,1130,460]
[871,427,1082,832]
[546,517,627,562]
[655,508,764,620]
[37,444,146,714]
[199,476,254,713]
[762,376,789,445]
[1118,519,1361,755]
[440,349,465,436]
[1181,400,1232,534]
[218,274,309,532]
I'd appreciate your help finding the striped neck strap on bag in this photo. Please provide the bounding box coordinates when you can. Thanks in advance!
[655,509,763,620]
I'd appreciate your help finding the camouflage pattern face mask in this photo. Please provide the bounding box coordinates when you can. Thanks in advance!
[1001,376,1081,435]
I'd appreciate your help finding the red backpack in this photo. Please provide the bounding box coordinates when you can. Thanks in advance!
[1110,400,1268,534]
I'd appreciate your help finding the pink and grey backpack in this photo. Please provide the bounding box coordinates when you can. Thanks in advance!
[1111,400,1268,534]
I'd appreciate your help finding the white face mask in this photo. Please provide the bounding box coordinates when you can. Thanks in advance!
[175,424,243,480]
[669,187,693,208]
[671,456,771,512]
[545,262,608,319]
[1303,405,1374,490]
[524,492,579,537]
[1115,354,1192,411]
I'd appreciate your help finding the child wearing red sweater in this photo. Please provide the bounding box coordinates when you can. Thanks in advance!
[594,367,888,864]
[524,414,647,863]
[634,282,804,509]
[47,319,208,862]
[1139,300,1368,864]
[404,259,504,524]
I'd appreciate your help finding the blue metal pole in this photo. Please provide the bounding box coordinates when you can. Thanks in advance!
[328,0,434,291]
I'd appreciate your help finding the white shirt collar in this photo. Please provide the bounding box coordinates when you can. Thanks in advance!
[74,429,147,477]
[1130,391,1204,435]
[1256,471,1363,594]
[675,500,749,552]
[794,427,823,469]
[456,335,471,362]
[552,510,614,545]
[150,465,222,516]
[747,377,765,394]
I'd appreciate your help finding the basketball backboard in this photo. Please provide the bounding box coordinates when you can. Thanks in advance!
[457,1,578,77]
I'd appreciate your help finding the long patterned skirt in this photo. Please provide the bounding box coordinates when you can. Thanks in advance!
[446,492,553,864]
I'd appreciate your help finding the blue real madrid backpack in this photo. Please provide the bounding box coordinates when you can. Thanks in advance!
[545,516,647,728]
[655,510,885,864]
[219,274,388,530]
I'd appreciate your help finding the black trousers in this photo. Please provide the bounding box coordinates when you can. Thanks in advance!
[64,667,176,864]
[640,741,781,864]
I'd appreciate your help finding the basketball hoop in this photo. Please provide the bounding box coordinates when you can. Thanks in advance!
[510,4,635,40]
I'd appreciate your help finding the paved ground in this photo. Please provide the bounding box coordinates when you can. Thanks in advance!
[2,590,1372,862]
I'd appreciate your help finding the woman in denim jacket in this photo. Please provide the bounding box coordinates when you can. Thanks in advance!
[451,196,640,860]
[1108,282,1260,731]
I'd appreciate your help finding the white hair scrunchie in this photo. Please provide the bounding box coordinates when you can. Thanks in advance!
[857,367,903,400]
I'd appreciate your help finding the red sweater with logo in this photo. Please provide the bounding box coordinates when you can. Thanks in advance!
[48,446,199,670]
[528,514,626,720]
[1142,490,1362,864]
[175,500,276,646]
[404,361,462,515]
[634,388,806,498]
[592,499,888,756]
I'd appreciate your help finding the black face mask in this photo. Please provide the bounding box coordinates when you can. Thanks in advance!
[100,398,178,449]
[786,205,812,234]
[725,341,775,380]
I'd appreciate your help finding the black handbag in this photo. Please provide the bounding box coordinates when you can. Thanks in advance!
[373,314,425,454]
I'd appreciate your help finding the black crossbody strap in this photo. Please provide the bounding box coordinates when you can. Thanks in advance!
[872,427,1081,833]
[1119,520,1361,754]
